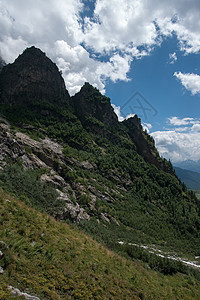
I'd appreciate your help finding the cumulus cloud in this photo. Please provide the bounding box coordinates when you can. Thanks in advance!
[151,130,200,162]
[191,124,200,132]
[1,0,200,94]
[174,72,200,95]
[151,116,200,162]
[168,116,196,126]
[83,0,158,53]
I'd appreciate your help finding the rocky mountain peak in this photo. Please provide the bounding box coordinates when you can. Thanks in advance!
[72,82,118,126]
[123,115,163,169]
[0,46,70,105]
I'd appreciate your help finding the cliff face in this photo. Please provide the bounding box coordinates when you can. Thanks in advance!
[122,115,173,172]
[0,46,70,105]
[123,115,160,166]
[72,82,118,127]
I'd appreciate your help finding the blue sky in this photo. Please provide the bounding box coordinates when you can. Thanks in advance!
[106,35,200,130]
[0,0,200,162]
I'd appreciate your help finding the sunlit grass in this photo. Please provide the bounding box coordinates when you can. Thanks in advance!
[0,188,200,299]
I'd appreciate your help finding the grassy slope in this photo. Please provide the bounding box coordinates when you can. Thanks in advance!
[0,189,200,299]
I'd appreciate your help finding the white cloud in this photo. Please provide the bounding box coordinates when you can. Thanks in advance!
[97,54,132,82]
[191,124,200,132]
[174,72,200,95]
[83,0,158,54]
[54,40,106,94]
[111,104,124,122]
[169,52,177,64]
[112,104,137,122]
[151,130,200,162]
[142,122,152,133]
[174,127,190,132]
[126,114,135,120]
[168,116,196,126]
[1,0,200,95]
[0,36,28,62]
[151,115,200,162]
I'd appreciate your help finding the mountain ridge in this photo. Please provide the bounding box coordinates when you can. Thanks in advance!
[0,46,200,295]
[174,160,200,174]
[0,46,172,173]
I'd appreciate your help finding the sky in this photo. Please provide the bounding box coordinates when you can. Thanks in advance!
[0,0,200,163]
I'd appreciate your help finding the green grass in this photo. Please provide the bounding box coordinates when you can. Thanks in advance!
[0,189,200,299]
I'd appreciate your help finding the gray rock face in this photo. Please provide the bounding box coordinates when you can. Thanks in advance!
[0,121,90,223]
[0,123,25,169]
[8,286,40,300]
[0,46,70,105]
[72,82,118,127]
[56,190,90,222]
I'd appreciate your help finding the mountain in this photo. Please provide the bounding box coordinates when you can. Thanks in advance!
[174,160,200,173]
[0,46,70,105]
[0,46,200,296]
[72,82,118,127]
[174,166,200,190]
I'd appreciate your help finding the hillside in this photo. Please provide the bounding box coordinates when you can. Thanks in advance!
[1,189,200,299]
[0,46,200,296]
[174,167,200,190]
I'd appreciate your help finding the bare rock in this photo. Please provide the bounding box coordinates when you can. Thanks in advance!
[101,213,110,223]
[0,46,69,106]
[22,154,48,169]
[15,132,41,149]
[0,125,24,168]
[66,203,90,223]
[80,161,94,170]
[8,286,40,300]
[41,173,66,189]
[42,137,63,155]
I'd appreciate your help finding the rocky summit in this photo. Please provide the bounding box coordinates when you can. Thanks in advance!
[72,82,118,127]
[0,46,69,105]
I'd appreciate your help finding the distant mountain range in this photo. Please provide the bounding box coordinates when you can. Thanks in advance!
[174,160,200,173]
[174,166,200,190]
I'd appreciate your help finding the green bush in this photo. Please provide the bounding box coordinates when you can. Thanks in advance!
[0,163,62,214]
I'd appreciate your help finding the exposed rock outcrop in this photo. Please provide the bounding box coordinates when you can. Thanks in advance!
[122,115,172,172]
[72,82,118,127]
[0,122,90,223]
[0,46,70,105]
[8,286,40,300]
